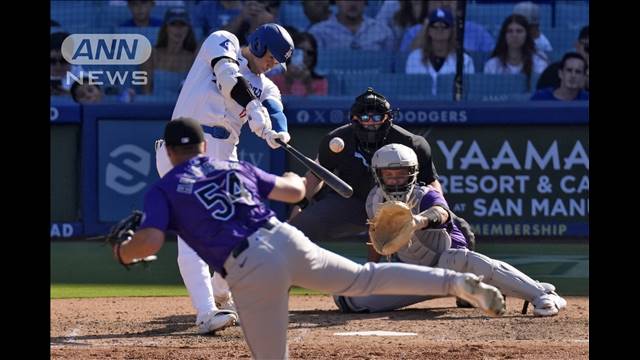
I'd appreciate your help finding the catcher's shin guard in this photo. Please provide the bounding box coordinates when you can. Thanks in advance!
[333,295,369,314]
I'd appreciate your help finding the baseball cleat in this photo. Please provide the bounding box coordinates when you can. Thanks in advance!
[532,292,567,317]
[215,294,240,325]
[196,310,238,334]
[453,273,506,317]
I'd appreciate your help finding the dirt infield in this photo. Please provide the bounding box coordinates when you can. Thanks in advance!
[51,295,588,359]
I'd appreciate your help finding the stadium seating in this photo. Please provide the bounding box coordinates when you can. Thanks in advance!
[465,73,529,101]
[116,26,161,46]
[555,1,589,32]
[341,73,434,100]
[50,0,588,104]
[152,70,187,97]
[316,50,394,75]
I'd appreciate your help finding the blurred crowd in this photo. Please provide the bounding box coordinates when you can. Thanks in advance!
[51,0,589,104]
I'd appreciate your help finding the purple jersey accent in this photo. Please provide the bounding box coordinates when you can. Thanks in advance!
[419,186,468,249]
[139,156,277,274]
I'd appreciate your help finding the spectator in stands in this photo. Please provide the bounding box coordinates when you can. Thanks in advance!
[385,0,429,44]
[223,1,281,46]
[70,79,136,104]
[405,8,474,96]
[537,25,588,91]
[309,0,394,51]
[121,0,163,27]
[302,0,331,29]
[141,7,197,94]
[531,52,588,101]
[398,0,495,53]
[50,32,84,96]
[70,81,104,104]
[191,0,242,36]
[483,14,547,89]
[270,32,328,96]
[513,1,552,61]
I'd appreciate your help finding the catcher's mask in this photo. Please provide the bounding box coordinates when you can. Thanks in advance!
[350,87,394,154]
[371,143,419,202]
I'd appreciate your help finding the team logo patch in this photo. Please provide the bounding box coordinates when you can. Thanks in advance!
[284,47,293,60]
[219,39,231,50]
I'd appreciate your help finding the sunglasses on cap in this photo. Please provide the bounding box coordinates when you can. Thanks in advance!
[354,113,386,123]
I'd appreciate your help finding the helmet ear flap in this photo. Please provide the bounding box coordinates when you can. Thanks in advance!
[249,32,266,58]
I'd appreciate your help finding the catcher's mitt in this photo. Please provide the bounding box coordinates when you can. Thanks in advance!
[107,210,156,269]
[367,201,417,256]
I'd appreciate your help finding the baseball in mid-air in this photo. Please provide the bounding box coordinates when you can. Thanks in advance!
[329,137,345,153]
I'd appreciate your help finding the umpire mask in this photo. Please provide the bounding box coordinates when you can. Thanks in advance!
[350,87,393,153]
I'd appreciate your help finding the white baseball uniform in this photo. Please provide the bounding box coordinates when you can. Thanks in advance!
[156,30,283,321]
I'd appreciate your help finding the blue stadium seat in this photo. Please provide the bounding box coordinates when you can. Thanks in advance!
[341,73,434,100]
[316,50,393,75]
[545,27,579,62]
[465,74,529,102]
[152,70,187,96]
[51,0,102,33]
[133,93,174,104]
[393,52,411,73]
[325,73,343,96]
[116,27,161,46]
[466,3,515,37]
[468,51,490,74]
[95,2,133,31]
[555,2,589,33]
[466,3,553,37]
[50,95,77,105]
[436,74,456,98]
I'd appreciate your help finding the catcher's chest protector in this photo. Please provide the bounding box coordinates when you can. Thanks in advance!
[366,186,443,266]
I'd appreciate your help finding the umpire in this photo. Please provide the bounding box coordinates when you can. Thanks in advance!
[290,87,444,258]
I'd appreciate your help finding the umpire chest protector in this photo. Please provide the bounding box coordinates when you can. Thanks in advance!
[318,124,435,200]
[366,186,451,266]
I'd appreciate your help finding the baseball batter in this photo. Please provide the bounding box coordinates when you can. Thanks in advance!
[116,118,506,359]
[154,23,294,333]
[334,144,567,317]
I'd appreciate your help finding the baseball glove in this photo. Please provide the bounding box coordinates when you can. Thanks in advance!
[367,201,417,256]
[107,210,156,269]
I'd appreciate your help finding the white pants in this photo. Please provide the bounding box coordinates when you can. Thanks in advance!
[156,134,236,318]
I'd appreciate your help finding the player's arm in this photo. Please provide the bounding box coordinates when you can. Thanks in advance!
[117,186,169,264]
[414,205,450,230]
[268,172,306,203]
[212,56,272,134]
[413,191,451,230]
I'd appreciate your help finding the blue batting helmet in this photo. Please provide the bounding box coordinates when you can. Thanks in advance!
[248,23,294,68]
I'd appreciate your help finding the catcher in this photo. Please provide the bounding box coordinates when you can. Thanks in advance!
[334,143,567,317]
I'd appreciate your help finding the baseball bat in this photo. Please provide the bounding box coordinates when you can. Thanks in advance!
[275,139,353,198]
[453,0,467,101]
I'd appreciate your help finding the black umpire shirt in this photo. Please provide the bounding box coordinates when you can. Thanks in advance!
[316,124,439,200]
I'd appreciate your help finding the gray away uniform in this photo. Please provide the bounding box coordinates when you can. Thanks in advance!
[334,185,550,313]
